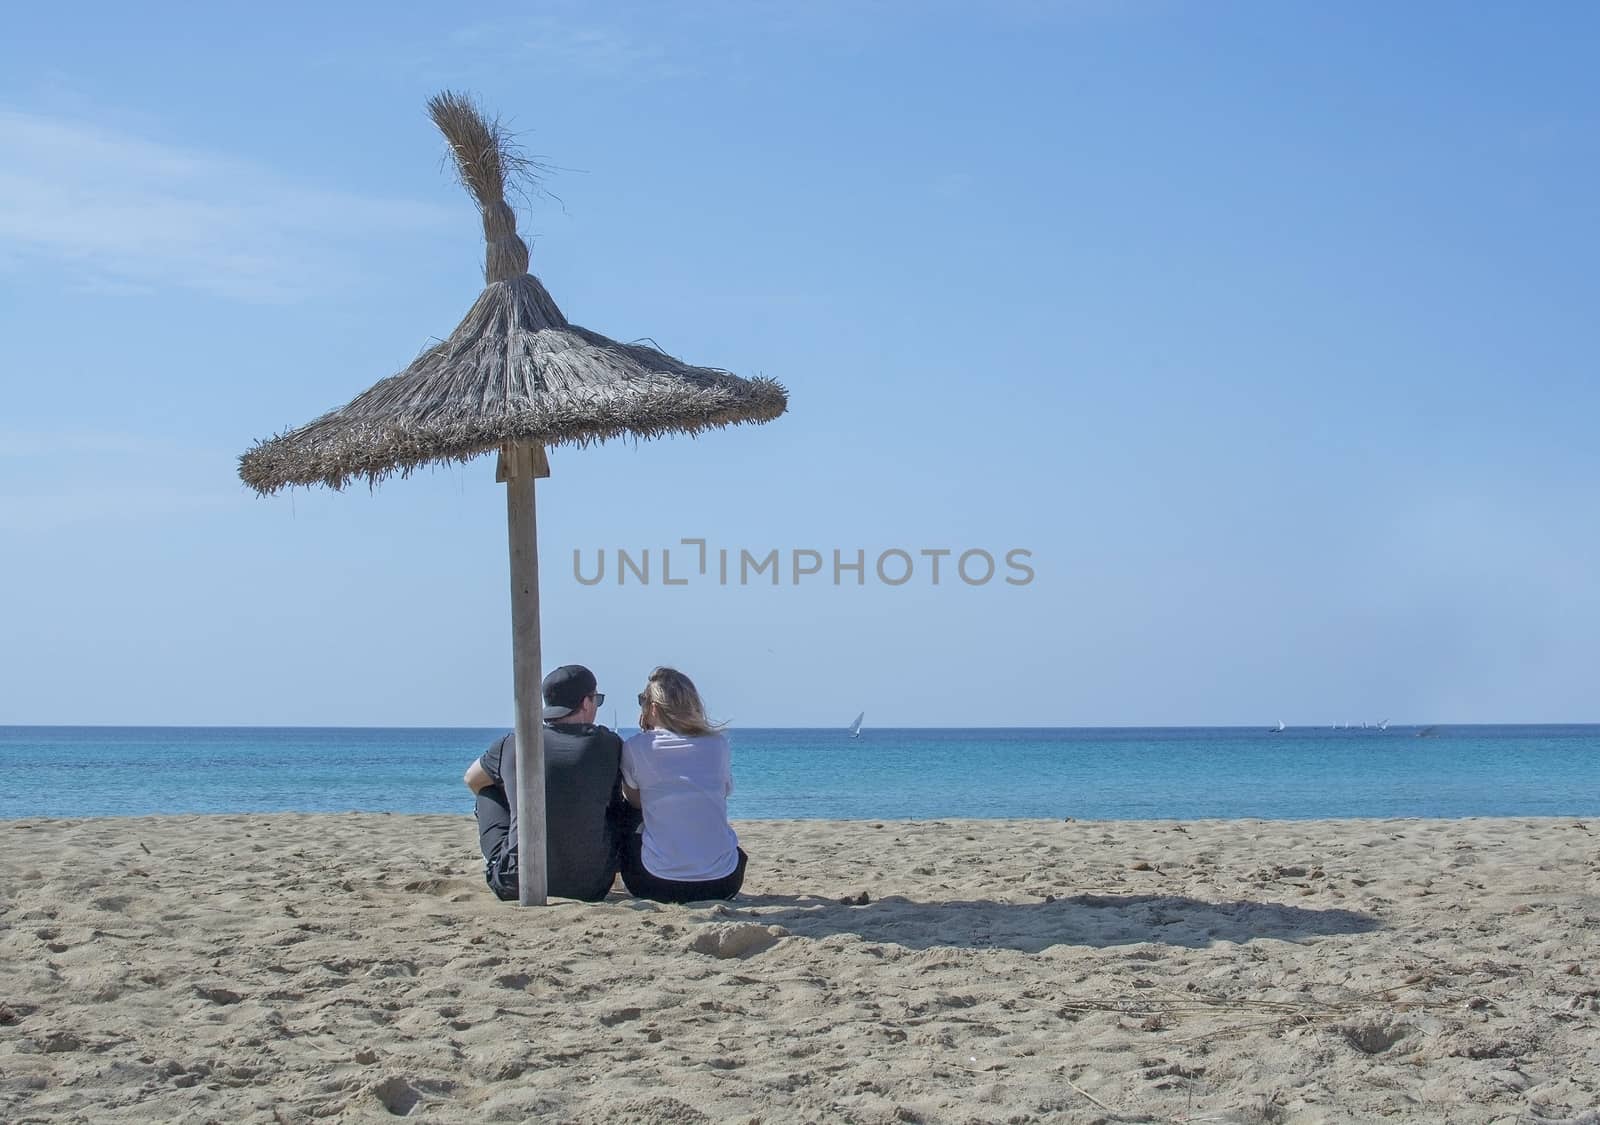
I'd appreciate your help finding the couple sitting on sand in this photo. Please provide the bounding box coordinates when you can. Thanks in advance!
[465,665,747,904]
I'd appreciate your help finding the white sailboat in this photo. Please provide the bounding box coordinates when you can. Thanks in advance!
[1378,719,1390,731]
[1269,720,1286,734]
[848,711,865,739]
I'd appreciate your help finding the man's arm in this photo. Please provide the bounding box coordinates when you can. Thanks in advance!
[464,760,494,794]
[621,782,641,808]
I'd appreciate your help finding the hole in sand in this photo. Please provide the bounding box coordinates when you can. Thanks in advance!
[1340,1021,1415,1055]
[372,1076,420,1116]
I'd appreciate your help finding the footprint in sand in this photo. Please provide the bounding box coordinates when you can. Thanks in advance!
[370,1076,420,1116]
[1339,1020,1416,1055]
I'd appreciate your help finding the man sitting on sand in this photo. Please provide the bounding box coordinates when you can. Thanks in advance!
[464,665,635,902]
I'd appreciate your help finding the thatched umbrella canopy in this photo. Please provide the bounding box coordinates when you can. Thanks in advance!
[239,92,787,905]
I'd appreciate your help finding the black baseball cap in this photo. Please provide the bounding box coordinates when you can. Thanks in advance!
[542,665,597,720]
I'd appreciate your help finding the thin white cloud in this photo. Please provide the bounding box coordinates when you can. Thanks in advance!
[0,109,452,302]
[0,429,218,458]
[443,15,693,81]
[0,484,245,533]
[522,24,690,79]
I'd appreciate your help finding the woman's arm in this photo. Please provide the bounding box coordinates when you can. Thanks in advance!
[620,732,643,808]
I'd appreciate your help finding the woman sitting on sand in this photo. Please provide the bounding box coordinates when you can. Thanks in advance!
[620,667,747,903]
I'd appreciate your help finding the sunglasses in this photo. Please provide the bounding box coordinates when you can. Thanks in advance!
[590,692,606,707]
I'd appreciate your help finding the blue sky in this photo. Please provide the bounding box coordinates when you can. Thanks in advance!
[2,2,1596,726]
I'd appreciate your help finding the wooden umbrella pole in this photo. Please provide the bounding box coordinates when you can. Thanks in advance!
[505,442,548,906]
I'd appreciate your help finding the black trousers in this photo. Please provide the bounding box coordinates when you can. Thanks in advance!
[475,787,641,902]
[474,788,520,901]
[620,833,748,903]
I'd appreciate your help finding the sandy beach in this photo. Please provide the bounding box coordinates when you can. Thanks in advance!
[2,815,1597,1124]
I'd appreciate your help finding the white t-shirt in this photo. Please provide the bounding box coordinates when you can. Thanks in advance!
[621,728,739,881]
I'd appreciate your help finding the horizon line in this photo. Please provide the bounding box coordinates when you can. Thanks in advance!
[3,721,1598,732]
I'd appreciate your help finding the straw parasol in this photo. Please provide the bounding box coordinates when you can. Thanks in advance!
[239,92,787,905]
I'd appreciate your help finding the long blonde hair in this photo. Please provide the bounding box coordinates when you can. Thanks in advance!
[640,667,723,737]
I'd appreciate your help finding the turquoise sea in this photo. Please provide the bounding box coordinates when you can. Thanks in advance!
[2,725,1597,821]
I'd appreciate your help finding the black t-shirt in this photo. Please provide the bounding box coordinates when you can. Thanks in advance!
[481,723,628,901]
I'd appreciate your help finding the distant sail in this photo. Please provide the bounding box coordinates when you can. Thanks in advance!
[1269,720,1286,734]
[848,711,865,738]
